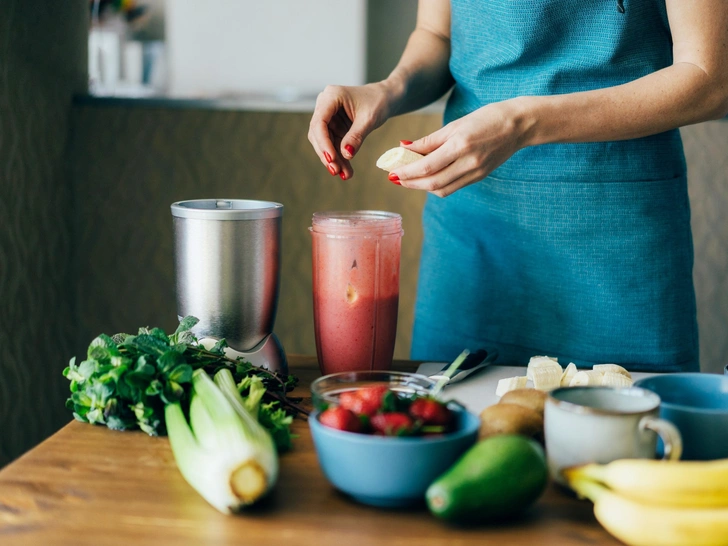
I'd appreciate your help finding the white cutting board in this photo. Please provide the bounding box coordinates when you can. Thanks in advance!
[415,362,655,415]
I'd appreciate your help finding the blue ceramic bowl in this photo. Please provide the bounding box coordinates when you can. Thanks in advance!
[634,373,728,460]
[309,407,479,507]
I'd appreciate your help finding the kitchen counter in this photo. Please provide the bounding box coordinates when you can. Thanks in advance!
[0,356,621,546]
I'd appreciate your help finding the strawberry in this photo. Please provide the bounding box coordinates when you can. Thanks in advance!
[408,398,452,427]
[338,385,391,417]
[357,385,390,406]
[370,412,414,436]
[319,407,362,433]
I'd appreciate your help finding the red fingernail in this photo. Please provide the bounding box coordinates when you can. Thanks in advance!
[339,172,347,180]
[388,173,400,185]
[400,140,413,145]
[345,144,355,157]
[327,164,336,175]
[324,151,332,163]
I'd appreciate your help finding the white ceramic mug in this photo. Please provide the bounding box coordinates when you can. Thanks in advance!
[545,386,682,484]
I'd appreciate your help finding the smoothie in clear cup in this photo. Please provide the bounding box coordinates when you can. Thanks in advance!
[310,211,403,375]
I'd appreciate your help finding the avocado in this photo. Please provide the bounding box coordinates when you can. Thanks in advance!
[426,434,548,524]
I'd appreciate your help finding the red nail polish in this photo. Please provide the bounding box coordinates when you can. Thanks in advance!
[324,151,332,163]
[327,164,336,175]
[388,173,400,185]
[345,144,355,157]
[400,140,413,146]
[339,172,347,180]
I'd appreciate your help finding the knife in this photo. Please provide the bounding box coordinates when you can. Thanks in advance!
[427,348,499,387]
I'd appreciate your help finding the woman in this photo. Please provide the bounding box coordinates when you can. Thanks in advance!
[307,0,728,371]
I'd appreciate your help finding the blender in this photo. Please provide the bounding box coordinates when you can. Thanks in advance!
[170,199,287,374]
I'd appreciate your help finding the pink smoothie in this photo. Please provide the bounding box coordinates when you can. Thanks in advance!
[311,212,402,375]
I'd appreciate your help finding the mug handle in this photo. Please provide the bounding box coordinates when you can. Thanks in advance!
[639,416,683,460]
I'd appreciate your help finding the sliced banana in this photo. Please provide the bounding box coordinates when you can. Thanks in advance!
[495,376,529,397]
[526,355,562,382]
[593,364,632,379]
[375,147,424,171]
[560,362,578,387]
[600,371,634,388]
[531,367,562,391]
[569,370,604,387]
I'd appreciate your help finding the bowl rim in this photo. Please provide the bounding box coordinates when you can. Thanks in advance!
[634,373,728,415]
[311,369,437,387]
[308,407,480,445]
[310,370,438,404]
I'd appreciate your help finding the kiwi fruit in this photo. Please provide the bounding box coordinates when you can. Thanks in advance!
[499,388,548,417]
[479,403,544,443]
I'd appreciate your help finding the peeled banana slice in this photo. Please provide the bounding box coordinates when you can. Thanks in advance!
[495,376,529,397]
[376,147,424,171]
[561,363,578,387]
[526,356,562,382]
[569,370,604,387]
[531,367,562,391]
[600,372,634,388]
[593,364,632,379]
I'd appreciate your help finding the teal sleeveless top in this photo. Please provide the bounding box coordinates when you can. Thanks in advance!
[411,0,699,371]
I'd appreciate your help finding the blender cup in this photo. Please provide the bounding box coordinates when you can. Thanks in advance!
[171,199,286,373]
[310,211,403,375]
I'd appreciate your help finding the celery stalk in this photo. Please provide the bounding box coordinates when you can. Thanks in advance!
[165,369,278,514]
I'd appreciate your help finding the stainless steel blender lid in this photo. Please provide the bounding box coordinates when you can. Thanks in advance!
[171,199,283,220]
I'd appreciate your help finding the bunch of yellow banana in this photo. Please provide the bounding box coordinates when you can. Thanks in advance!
[564,458,728,546]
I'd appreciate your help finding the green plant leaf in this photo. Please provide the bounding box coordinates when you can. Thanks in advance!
[210,338,228,354]
[129,334,169,356]
[168,364,193,384]
[174,316,199,336]
[149,327,169,343]
[157,350,183,374]
[161,381,184,404]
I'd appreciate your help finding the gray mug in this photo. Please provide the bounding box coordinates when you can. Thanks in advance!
[545,386,682,484]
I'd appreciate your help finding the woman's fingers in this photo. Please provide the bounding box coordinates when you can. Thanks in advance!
[400,125,451,156]
[398,155,474,194]
[308,93,343,168]
[340,111,377,160]
[331,132,354,179]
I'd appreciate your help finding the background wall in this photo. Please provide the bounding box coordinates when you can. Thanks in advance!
[367,0,417,83]
[0,0,88,467]
[682,121,728,376]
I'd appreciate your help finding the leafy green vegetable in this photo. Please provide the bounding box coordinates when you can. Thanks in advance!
[63,316,303,451]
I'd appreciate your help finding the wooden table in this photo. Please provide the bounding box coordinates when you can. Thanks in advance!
[0,356,620,546]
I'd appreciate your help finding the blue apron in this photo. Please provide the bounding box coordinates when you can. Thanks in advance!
[411,0,699,371]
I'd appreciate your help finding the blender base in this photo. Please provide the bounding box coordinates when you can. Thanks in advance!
[198,333,288,376]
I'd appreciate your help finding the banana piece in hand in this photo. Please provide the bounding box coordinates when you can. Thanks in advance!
[376,147,424,172]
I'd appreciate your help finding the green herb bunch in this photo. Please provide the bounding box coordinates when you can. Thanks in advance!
[63,316,302,451]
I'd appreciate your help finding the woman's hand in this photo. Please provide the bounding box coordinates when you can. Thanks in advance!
[391,100,530,197]
[308,82,395,180]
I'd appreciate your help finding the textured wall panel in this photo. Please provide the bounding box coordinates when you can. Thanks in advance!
[0,1,87,467]
[683,122,728,375]
[68,106,440,367]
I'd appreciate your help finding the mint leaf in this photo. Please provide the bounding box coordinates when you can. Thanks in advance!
[63,315,303,440]
[168,364,193,384]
